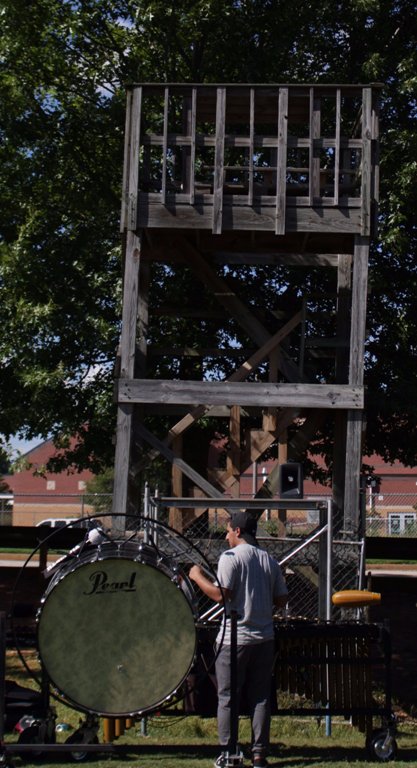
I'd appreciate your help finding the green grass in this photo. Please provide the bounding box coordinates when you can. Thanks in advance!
[4,650,417,767]
[0,548,64,556]
[366,559,417,565]
[0,548,33,554]
[5,715,417,768]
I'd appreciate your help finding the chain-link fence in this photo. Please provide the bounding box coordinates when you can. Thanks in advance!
[145,495,363,623]
[0,494,13,526]
[5,492,112,527]
[4,491,361,621]
[6,489,415,622]
[366,492,417,537]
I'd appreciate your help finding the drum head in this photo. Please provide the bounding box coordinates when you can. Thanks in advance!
[37,558,196,716]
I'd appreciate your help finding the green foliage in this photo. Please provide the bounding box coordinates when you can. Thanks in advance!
[0,476,11,494]
[0,442,12,476]
[85,466,114,513]
[0,0,125,470]
[0,0,416,474]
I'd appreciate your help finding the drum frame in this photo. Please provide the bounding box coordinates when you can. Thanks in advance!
[10,515,225,720]
[37,546,199,716]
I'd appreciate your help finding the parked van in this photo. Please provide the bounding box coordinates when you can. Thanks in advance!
[36,518,86,528]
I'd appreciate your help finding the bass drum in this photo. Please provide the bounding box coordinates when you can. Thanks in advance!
[37,543,197,717]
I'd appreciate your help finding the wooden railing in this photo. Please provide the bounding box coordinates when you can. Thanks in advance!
[122,83,381,235]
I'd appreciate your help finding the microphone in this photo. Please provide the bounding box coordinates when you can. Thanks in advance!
[67,526,107,555]
[44,525,108,577]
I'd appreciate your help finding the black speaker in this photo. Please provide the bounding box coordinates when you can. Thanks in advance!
[278,462,304,498]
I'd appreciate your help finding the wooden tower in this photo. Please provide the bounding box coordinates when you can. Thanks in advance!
[112,83,381,535]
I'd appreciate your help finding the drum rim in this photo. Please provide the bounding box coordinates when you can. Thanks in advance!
[40,541,193,605]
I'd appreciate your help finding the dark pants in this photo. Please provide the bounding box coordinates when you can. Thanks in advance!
[215,639,275,757]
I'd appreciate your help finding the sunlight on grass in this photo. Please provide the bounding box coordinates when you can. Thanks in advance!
[4,650,417,767]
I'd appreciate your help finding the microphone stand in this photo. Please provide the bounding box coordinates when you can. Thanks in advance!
[227,609,244,767]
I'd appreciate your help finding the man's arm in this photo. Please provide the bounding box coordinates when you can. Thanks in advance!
[189,564,231,603]
[273,563,289,610]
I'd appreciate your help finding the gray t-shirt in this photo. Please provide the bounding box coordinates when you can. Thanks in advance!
[216,543,287,645]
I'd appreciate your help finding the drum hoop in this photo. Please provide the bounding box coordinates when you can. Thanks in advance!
[41,541,193,605]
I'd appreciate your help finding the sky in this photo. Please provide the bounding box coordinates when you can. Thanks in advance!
[8,435,45,459]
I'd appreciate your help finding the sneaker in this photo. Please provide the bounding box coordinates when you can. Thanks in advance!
[214,753,227,768]
[252,757,268,768]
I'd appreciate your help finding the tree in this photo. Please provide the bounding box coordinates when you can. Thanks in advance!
[0,0,126,470]
[0,0,416,472]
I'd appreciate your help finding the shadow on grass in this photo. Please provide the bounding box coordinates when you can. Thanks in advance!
[269,743,414,765]
[5,741,416,765]
[107,742,416,764]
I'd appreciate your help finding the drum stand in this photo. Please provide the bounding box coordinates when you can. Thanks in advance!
[224,610,244,768]
[0,611,103,766]
[0,612,7,767]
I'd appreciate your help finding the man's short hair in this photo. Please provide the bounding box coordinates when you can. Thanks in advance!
[229,511,258,545]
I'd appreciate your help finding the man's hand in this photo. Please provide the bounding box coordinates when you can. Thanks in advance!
[189,564,203,582]
[189,564,224,603]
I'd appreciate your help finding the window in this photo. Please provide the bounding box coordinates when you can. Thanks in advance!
[388,512,416,535]
[404,514,416,533]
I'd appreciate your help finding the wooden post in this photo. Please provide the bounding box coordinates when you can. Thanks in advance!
[276,87,288,235]
[120,89,133,233]
[39,542,48,572]
[278,429,288,534]
[334,88,341,206]
[361,87,372,236]
[161,86,169,205]
[332,254,352,532]
[371,88,380,235]
[127,87,142,231]
[344,236,369,533]
[170,435,184,530]
[227,405,241,496]
[182,88,197,202]
[248,88,255,206]
[130,256,150,507]
[263,347,279,432]
[112,230,142,528]
[309,89,321,203]
[213,87,226,234]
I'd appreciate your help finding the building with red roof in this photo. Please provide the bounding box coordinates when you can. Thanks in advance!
[7,438,95,526]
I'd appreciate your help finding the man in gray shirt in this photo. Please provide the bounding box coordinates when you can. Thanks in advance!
[189,511,288,768]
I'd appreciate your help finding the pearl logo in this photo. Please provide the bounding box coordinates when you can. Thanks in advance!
[83,570,137,595]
